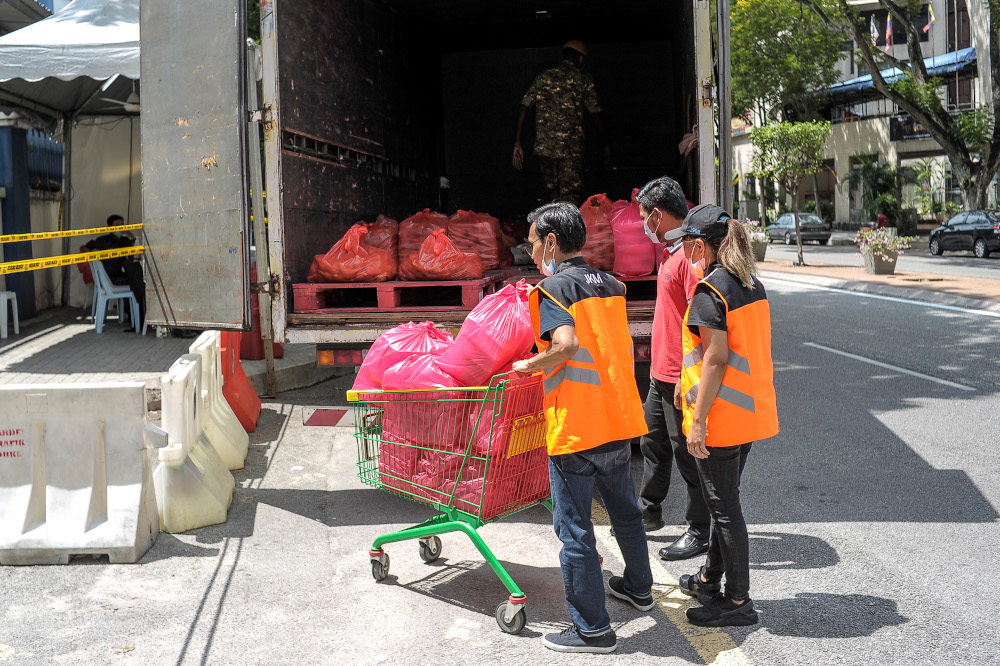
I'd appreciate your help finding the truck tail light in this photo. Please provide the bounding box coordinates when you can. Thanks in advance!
[317,349,364,367]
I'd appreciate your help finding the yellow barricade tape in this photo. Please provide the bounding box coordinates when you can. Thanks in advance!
[0,246,144,275]
[0,223,143,244]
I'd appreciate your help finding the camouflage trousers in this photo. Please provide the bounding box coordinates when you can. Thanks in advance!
[540,154,584,205]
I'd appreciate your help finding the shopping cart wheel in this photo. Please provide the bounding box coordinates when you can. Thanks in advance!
[418,536,442,563]
[371,552,390,581]
[495,601,527,635]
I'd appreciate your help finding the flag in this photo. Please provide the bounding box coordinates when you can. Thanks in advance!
[924,5,936,33]
[870,17,879,47]
[885,14,892,51]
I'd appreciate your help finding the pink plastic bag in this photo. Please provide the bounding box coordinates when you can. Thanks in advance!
[610,188,656,277]
[381,353,462,390]
[352,321,454,391]
[435,281,535,386]
[580,193,615,271]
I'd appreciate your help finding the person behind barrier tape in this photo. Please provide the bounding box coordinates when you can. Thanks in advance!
[634,176,713,563]
[666,204,779,628]
[81,214,145,332]
[510,202,649,654]
[512,41,610,204]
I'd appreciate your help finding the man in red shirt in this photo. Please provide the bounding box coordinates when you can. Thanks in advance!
[636,177,711,561]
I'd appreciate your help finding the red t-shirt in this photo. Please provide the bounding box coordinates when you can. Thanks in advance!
[651,243,701,383]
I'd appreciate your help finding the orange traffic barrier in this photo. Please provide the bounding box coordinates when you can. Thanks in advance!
[221,331,261,433]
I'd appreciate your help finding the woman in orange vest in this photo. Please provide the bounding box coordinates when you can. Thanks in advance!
[668,204,779,628]
[511,202,651,654]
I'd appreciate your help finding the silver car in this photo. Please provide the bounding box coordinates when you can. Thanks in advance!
[766,213,833,245]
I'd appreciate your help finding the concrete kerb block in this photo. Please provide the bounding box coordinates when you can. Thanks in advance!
[189,332,250,470]
[154,354,234,533]
[0,382,165,565]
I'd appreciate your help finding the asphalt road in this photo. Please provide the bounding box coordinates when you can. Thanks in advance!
[1,280,999,664]
[767,240,1000,280]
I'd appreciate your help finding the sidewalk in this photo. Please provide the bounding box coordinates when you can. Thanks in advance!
[758,231,1000,312]
[0,307,341,391]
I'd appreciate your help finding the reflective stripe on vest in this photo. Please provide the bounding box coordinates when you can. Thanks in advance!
[683,347,754,411]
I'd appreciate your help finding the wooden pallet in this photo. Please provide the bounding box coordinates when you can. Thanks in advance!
[293,271,515,313]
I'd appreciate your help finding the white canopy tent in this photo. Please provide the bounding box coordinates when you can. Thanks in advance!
[0,0,140,307]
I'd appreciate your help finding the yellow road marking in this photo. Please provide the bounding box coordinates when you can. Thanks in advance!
[592,501,753,665]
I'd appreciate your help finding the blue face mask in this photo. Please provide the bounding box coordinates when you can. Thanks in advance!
[540,241,558,277]
[112,231,122,239]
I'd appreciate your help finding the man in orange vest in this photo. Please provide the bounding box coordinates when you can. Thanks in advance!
[511,202,651,654]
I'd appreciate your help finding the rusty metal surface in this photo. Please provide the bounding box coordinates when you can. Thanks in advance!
[140,0,251,329]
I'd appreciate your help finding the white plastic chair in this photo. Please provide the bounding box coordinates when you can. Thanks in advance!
[0,290,18,339]
[89,260,145,335]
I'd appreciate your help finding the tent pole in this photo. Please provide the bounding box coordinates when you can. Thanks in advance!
[60,114,73,306]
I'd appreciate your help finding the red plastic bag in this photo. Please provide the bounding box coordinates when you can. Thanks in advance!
[580,193,615,271]
[610,188,656,277]
[398,229,484,281]
[448,210,501,270]
[352,321,454,391]
[364,214,399,260]
[435,281,534,386]
[307,224,396,283]
[399,209,448,264]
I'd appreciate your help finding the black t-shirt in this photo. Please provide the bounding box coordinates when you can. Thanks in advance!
[538,294,575,341]
[687,264,728,334]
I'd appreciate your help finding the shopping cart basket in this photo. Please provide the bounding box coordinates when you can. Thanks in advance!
[347,371,550,634]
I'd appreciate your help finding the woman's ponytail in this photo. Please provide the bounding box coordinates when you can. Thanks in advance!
[716,219,758,288]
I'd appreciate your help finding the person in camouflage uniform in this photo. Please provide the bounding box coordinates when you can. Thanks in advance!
[513,41,610,204]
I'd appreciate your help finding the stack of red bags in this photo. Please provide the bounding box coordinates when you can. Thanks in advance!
[307,224,396,283]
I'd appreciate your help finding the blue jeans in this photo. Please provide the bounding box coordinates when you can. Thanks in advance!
[549,443,653,636]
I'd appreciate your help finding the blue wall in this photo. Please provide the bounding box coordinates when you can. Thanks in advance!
[0,127,35,319]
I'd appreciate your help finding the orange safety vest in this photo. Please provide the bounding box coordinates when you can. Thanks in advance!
[680,266,779,447]
[528,259,647,456]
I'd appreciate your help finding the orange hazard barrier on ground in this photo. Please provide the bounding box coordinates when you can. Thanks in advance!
[241,265,284,361]
[221,331,261,433]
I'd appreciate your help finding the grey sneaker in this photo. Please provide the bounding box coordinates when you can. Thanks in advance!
[608,575,655,611]
[542,626,617,653]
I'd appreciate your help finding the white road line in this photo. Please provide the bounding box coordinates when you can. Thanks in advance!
[803,342,977,391]
[762,276,1000,319]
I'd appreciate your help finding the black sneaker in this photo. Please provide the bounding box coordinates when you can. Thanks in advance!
[607,576,655,611]
[542,626,617,654]
[686,595,759,627]
[644,516,665,532]
[679,568,722,604]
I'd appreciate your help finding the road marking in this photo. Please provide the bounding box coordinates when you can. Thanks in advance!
[803,342,976,391]
[592,502,753,665]
[762,276,1000,319]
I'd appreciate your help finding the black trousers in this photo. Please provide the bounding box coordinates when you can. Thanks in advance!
[698,442,753,601]
[108,260,145,328]
[638,378,710,540]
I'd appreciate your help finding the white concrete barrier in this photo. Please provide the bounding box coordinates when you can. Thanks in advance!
[0,383,164,565]
[189,332,249,470]
[154,354,234,533]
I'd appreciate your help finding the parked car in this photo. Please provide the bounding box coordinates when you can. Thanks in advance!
[928,210,1000,258]
[765,213,832,245]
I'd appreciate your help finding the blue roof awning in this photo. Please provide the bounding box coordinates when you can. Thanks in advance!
[825,46,977,96]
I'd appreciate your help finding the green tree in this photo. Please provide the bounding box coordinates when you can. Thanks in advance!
[751,121,832,265]
[731,0,844,123]
[247,0,261,43]
[796,0,1000,210]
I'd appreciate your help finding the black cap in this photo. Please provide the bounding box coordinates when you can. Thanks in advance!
[662,204,731,241]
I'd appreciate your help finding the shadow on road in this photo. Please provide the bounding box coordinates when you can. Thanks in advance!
[759,592,907,638]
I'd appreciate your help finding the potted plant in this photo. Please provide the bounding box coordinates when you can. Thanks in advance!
[743,218,770,262]
[854,228,915,275]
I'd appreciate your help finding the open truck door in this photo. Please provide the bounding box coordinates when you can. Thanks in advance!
[140,1,252,329]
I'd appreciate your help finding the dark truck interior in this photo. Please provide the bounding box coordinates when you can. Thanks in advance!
[275,0,698,290]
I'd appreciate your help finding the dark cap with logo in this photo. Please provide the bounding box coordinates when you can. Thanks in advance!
[663,204,732,241]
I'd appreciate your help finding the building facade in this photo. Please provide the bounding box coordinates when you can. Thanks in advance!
[732,0,998,227]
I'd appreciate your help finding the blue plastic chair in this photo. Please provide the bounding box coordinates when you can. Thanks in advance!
[89,260,145,335]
